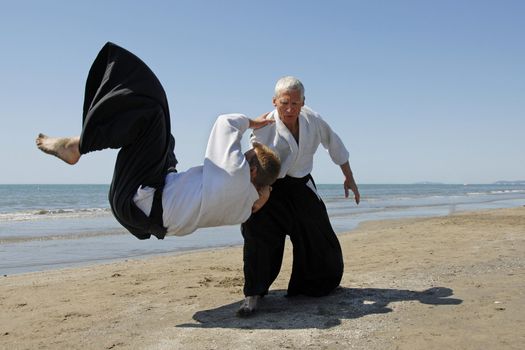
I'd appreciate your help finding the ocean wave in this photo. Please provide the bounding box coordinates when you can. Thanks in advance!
[0,207,112,222]
[0,229,126,244]
[326,195,525,219]
[489,189,525,194]
[467,189,525,196]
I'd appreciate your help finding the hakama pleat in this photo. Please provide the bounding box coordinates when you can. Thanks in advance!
[79,42,177,240]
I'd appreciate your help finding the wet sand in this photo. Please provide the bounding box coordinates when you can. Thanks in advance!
[1,207,524,349]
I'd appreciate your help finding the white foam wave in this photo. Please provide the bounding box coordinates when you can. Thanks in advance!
[467,189,525,196]
[0,229,125,244]
[0,208,112,222]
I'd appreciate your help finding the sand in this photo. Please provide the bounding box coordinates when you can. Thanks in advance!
[1,207,524,349]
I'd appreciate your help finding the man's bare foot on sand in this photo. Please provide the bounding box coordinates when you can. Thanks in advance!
[236,295,260,317]
[36,134,81,165]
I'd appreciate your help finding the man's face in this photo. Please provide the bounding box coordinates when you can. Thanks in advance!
[273,90,304,126]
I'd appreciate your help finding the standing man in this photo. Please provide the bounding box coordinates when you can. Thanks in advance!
[238,76,360,316]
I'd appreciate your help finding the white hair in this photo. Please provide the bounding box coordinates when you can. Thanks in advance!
[274,76,305,101]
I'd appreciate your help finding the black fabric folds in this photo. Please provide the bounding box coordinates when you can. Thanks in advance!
[79,42,177,239]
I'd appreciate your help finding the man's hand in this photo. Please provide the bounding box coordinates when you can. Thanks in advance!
[340,161,360,204]
[249,112,273,129]
[344,178,360,204]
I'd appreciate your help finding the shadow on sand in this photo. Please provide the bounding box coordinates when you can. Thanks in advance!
[176,286,462,330]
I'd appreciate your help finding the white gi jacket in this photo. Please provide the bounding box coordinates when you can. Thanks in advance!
[251,106,349,179]
[134,114,259,236]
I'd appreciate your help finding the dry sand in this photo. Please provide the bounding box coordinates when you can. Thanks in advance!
[1,207,524,349]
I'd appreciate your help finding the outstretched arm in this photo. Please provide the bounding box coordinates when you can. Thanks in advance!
[340,161,360,204]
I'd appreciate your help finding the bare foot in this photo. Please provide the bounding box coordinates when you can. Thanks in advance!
[236,295,260,317]
[36,133,81,165]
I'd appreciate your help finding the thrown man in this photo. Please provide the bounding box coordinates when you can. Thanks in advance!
[36,42,280,240]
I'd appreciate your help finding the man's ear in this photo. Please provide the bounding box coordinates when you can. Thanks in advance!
[302,96,305,107]
[272,96,277,107]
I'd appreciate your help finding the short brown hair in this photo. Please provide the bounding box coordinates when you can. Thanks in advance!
[248,142,281,188]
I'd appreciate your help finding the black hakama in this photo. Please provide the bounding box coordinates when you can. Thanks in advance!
[79,42,177,240]
[241,175,344,297]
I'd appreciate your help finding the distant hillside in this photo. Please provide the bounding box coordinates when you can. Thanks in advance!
[412,181,445,185]
[493,180,525,185]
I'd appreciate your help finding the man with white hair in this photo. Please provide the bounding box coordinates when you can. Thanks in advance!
[238,76,360,316]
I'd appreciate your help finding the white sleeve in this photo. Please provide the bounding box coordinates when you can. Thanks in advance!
[315,112,349,165]
[205,113,250,172]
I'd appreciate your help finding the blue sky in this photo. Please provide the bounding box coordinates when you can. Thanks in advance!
[1,0,523,184]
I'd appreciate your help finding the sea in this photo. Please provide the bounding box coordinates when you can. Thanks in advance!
[1,183,525,276]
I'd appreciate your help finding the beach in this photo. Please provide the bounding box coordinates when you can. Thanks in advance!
[1,207,524,349]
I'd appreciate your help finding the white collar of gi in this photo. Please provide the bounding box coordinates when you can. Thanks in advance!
[273,109,302,150]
